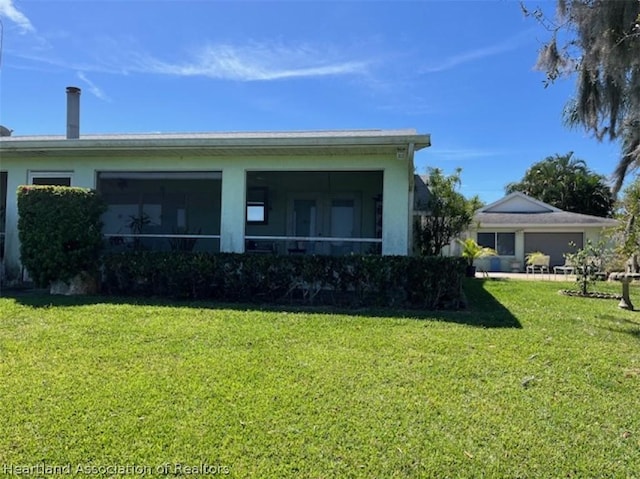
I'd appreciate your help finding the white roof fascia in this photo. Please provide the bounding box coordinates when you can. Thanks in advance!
[0,130,432,153]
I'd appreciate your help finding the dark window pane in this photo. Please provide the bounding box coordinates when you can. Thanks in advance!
[496,233,515,255]
[477,232,495,249]
[32,177,71,186]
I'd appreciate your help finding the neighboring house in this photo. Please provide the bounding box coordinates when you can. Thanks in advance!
[412,174,432,217]
[0,92,431,282]
[464,192,618,272]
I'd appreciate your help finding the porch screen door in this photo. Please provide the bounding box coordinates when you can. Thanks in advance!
[289,195,360,255]
[292,199,320,254]
[330,199,355,255]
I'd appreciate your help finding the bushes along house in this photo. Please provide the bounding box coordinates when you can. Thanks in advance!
[17,185,106,288]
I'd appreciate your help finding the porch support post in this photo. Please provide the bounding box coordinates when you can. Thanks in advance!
[382,168,410,255]
[220,165,246,253]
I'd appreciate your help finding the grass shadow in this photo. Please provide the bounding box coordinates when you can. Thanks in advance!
[1,279,521,328]
[596,314,640,340]
[452,278,522,328]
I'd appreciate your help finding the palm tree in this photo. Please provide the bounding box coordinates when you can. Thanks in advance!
[506,152,614,217]
[457,238,496,277]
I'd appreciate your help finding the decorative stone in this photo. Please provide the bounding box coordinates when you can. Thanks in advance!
[607,272,638,311]
[50,272,98,295]
[558,290,622,300]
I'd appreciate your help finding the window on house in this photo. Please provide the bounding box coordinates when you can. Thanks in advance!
[477,232,515,255]
[247,187,268,224]
[29,171,73,186]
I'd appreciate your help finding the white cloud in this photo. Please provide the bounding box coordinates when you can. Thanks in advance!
[5,30,373,82]
[6,36,370,84]
[0,0,34,33]
[422,30,533,73]
[129,42,369,81]
[77,71,110,101]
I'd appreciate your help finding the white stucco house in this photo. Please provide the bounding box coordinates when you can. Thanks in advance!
[0,118,431,281]
[465,192,618,272]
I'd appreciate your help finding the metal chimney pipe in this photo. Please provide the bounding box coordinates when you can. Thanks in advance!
[66,86,81,139]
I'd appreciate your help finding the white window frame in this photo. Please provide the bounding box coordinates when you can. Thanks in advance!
[478,231,516,256]
[28,171,74,186]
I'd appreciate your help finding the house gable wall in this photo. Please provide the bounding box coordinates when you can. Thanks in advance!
[484,195,552,213]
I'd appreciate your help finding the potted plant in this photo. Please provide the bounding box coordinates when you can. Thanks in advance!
[525,251,546,266]
[457,238,497,277]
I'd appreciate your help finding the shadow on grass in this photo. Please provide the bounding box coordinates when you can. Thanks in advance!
[0,278,521,328]
[453,278,522,328]
[596,314,640,340]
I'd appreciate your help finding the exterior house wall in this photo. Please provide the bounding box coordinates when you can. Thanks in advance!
[383,165,410,255]
[584,227,609,245]
[471,226,613,272]
[1,151,412,281]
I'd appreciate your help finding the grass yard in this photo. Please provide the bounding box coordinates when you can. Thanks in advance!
[1,279,640,478]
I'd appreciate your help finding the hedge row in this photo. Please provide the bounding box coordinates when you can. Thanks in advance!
[101,252,467,309]
[17,185,106,287]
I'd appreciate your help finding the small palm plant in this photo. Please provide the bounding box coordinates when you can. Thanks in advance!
[457,238,497,277]
[525,251,546,266]
[127,213,151,251]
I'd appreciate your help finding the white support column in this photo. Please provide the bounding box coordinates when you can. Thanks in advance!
[382,167,410,255]
[220,165,246,253]
[515,231,525,269]
[407,185,415,255]
[3,167,27,281]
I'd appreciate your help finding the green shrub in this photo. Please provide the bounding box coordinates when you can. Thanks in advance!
[17,185,106,287]
[101,252,466,309]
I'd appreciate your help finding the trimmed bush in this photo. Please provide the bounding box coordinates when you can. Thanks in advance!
[101,252,466,309]
[17,185,106,288]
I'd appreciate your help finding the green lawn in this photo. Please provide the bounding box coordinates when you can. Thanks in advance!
[1,279,640,478]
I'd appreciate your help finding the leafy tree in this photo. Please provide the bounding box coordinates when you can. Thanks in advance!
[414,168,482,256]
[523,0,640,194]
[613,175,640,272]
[564,239,610,295]
[506,152,614,217]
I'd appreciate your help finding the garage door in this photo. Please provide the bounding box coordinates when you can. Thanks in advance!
[524,233,583,267]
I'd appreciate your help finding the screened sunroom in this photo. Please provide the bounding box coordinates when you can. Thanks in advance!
[97,171,222,253]
[244,171,383,255]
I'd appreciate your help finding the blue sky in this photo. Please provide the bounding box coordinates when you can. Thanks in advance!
[0,0,622,204]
